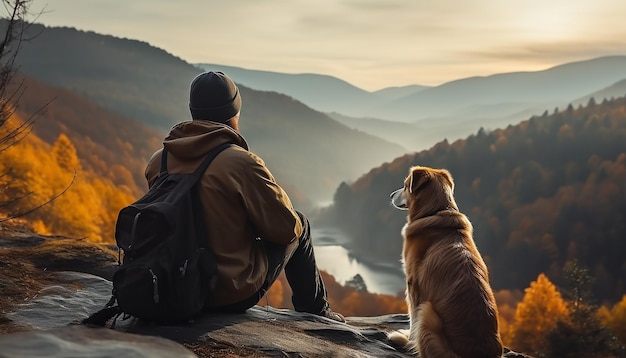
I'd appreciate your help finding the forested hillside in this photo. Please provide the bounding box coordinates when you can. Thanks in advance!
[316,96,626,303]
[15,24,193,130]
[14,75,163,196]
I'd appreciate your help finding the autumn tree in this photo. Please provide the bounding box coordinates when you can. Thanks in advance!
[51,133,81,172]
[598,295,626,345]
[508,273,569,355]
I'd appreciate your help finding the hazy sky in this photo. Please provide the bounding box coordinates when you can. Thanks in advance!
[33,0,626,91]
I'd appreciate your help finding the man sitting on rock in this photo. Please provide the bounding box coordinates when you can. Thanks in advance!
[144,71,345,322]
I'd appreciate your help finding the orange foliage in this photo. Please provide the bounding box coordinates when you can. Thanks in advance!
[0,115,135,242]
[52,133,81,172]
[494,289,524,346]
[598,295,626,344]
[508,273,569,354]
[260,278,284,308]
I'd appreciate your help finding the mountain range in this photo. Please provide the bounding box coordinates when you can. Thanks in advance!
[195,63,429,115]
[200,57,626,151]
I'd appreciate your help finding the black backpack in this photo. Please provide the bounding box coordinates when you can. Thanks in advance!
[83,142,232,326]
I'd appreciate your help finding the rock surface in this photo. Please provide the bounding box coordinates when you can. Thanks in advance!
[2,270,414,357]
[0,224,532,357]
[0,325,197,358]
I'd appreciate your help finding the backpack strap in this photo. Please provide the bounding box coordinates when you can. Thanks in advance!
[81,305,121,327]
[192,142,234,179]
[159,148,169,176]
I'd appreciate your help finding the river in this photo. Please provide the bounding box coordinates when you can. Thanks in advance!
[311,227,405,296]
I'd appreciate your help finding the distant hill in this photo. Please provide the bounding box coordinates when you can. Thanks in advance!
[571,79,626,107]
[371,85,428,101]
[14,23,407,204]
[196,63,429,113]
[352,56,626,150]
[316,96,626,303]
[380,56,626,121]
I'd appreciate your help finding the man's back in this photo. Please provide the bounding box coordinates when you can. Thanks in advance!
[145,120,302,308]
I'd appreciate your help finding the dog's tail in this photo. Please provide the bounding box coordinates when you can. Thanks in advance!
[418,301,460,358]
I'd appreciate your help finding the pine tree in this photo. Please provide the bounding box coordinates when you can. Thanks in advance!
[345,274,368,292]
[546,261,626,357]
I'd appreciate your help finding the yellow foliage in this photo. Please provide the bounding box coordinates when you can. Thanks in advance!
[494,289,524,347]
[509,273,569,354]
[0,115,135,242]
[339,291,361,317]
[30,219,50,235]
[598,295,626,344]
[52,133,81,172]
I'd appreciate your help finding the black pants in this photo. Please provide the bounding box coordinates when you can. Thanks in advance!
[215,213,329,314]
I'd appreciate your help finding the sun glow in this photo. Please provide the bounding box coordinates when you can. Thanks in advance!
[511,2,593,41]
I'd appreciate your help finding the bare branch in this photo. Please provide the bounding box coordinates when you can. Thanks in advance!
[0,91,51,152]
[0,1,57,219]
[0,169,77,222]
[0,190,31,207]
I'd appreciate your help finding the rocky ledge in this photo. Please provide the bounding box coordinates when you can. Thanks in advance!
[0,223,531,357]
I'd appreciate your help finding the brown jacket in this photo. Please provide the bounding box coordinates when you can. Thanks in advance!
[145,120,303,307]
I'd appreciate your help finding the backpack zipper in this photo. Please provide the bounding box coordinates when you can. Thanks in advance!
[179,259,188,277]
[149,268,159,303]
[129,211,142,249]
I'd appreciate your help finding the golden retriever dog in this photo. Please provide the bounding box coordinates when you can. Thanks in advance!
[387,166,503,358]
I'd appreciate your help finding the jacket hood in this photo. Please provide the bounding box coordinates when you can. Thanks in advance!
[163,120,249,160]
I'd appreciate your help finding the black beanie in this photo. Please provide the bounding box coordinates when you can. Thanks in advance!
[189,71,242,122]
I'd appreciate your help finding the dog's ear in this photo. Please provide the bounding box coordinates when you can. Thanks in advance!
[407,166,431,194]
[437,169,455,193]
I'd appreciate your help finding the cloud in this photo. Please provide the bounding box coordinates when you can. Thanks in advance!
[470,40,626,64]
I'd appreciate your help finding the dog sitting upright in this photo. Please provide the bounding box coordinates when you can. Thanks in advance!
[388,166,503,358]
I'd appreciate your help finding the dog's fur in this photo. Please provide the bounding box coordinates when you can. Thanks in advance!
[387,166,503,358]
